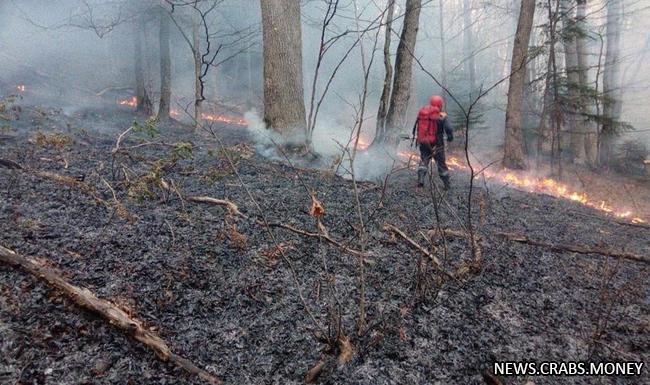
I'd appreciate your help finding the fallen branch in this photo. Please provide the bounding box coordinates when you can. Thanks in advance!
[0,245,220,385]
[1,159,100,201]
[32,170,103,201]
[0,158,23,169]
[495,232,650,265]
[267,222,368,258]
[188,195,244,217]
[384,223,441,267]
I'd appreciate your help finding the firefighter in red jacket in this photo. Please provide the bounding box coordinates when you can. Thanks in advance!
[412,95,453,188]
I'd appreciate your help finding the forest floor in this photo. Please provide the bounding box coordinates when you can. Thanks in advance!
[0,104,649,385]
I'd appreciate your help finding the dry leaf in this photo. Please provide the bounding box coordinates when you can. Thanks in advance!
[305,359,326,383]
[337,335,355,365]
[399,327,407,341]
[310,194,325,218]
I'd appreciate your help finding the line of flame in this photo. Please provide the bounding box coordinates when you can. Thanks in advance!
[354,140,646,224]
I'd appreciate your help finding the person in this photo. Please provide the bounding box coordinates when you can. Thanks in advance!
[412,95,453,188]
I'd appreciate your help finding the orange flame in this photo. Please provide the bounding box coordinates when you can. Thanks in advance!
[116,100,247,126]
[118,96,137,107]
[405,153,646,224]
[200,112,247,126]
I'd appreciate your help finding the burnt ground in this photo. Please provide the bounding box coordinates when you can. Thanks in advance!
[0,105,649,385]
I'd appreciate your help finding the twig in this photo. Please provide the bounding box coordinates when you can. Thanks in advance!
[112,126,133,154]
[188,195,244,217]
[267,222,369,258]
[383,223,441,268]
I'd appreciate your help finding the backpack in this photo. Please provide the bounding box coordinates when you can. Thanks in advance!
[416,106,440,144]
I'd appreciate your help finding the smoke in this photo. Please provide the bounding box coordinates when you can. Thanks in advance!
[2,0,650,161]
[244,107,398,181]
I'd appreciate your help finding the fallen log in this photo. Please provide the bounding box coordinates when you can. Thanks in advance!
[495,232,650,265]
[0,245,221,384]
[0,160,103,202]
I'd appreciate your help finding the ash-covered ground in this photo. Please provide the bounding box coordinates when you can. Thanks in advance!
[0,105,648,385]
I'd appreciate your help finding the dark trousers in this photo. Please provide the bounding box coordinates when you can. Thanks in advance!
[418,142,449,180]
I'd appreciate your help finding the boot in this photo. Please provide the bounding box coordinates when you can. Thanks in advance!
[417,168,426,187]
[441,174,450,190]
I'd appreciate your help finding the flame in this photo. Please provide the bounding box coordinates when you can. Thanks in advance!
[116,99,247,126]
[407,154,647,224]
[356,138,370,151]
[200,112,247,126]
[16,85,26,92]
[118,96,137,107]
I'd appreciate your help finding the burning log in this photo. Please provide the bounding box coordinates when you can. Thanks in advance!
[0,245,221,385]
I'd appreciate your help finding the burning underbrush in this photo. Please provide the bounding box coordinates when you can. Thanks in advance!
[117,96,248,126]
[0,105,648,385]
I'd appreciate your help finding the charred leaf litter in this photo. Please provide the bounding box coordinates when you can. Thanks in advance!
[0,105,648,385]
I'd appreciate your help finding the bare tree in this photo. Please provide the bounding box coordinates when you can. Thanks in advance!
[463,0,476,99]
[438,0,448,90]
[562,0,585,164]
[373,0,395,145]
[503,0,536,169]
[157,5,172,121]
[135,14,153,115]
[575,0,598,167]
[383,0,422,146]
[260,0,307,143]
[600,0,623,166]
[192,10,202,124]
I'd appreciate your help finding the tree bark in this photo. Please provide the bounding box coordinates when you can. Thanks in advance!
[260,0,307,143]
[135,16,153,115]
[503,0,536,169]
[157,6,172,121]
[438,0,447,90]
[575,0,598,167]
[562,0,585,164]
[600,0,623,166]
[463,0,476,100]
[373,0,396,145]
[383,0,422,145]
[192,11,202,127]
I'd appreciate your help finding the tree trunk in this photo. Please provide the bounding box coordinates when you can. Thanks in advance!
[562,0,585,164]
[503,0,536,169]
[192,12,202,127]
[438,0,447,90]
[260,0,307,143]
[536,53,554,169]
[157,7,172,121]
[373,0,395,145]
[135,16,153,115]
[463,0,476,100]
[575,0,598,167]
[383,0,422,145]
[600,0,623,166]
